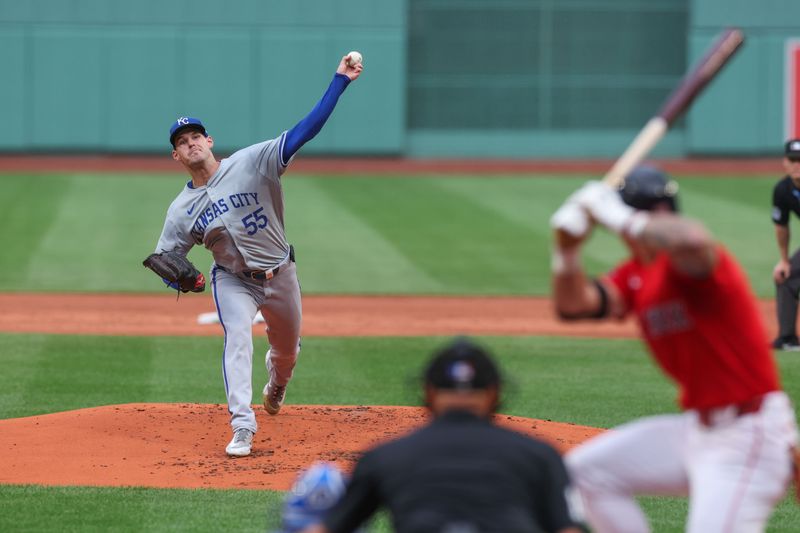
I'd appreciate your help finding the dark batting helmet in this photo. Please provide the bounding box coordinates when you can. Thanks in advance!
[619,165,679,212]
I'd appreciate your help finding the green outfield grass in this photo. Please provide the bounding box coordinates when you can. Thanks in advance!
[0,172,779,296]
[1,332,798,531]
[0,170,794,531]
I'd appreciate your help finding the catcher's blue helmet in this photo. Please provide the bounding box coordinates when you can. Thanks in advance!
[619,165,679,212]
[279,462,348,532]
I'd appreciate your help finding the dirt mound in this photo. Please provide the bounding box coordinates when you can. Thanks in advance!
[0,403,603,490]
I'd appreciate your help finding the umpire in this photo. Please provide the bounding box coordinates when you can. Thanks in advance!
[771,139,800,350]
[301,337,585,533]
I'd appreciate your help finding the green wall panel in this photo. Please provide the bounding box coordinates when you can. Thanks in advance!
[688,33,800,155]
[692,0,800,29]
[31,27,106,148]
[257,31,331,150]
[686,0,800,155]
[8,0,799,158]
[0,0,406,26]
[257,31,405,155]
[323,31,406,153]
[686,32,762,153]
[0,28,27,148]
[0,0,405,154]
[106,28,180,151]
[175,29,256,153]
[408,130,685,159]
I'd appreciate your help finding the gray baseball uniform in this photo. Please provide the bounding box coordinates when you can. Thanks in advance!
[155,134,301,434]
[153,63,359,455]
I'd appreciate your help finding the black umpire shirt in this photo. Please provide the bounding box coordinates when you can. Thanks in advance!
[772,176,800,226]
[323,410,579,533]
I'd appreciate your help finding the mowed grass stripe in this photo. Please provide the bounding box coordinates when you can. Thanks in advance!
[433,175,629,291]
[6,333,800,430]
[0,174,72,288]
[0,172,785,296]
[284,178,443,293]
[0,483,795,533]
[306,176,550,294]
[24,174,202,291]
[0,484,283,533]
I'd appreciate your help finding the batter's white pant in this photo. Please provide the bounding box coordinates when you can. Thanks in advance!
[566,391,798,533]
[210,262,302,434]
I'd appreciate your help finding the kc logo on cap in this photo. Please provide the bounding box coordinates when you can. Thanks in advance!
[169,117,207,146]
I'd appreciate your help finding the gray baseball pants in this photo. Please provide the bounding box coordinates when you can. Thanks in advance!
[210,261,302,434]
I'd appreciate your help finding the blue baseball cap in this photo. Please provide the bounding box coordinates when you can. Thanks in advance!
[169,117,207,147]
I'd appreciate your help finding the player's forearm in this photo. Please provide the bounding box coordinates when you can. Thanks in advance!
[282,73,350,161]
[551,247,602,319]
[636,214,717,277]
[775,224,790,261]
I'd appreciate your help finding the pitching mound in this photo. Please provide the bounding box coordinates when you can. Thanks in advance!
[0,403,603,491]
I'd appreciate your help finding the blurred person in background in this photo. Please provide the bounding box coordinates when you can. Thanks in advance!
[771,138,800,350]
[301,336,585,533]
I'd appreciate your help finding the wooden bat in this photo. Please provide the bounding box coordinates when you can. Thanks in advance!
[603,28,745,187]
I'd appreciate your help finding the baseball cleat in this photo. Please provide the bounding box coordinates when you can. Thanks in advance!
[263,381,287,415]
[225,428,254,457]
[772,336,800,351]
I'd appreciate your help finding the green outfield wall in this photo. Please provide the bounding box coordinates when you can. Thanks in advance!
[1,0,798,158]
[0,0,407,154]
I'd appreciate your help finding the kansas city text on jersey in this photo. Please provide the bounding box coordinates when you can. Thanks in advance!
[191,193,261,236]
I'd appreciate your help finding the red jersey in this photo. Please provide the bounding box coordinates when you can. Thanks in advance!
[606,247,780,410]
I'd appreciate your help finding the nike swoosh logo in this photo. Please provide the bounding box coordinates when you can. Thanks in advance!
[187,203,197,216]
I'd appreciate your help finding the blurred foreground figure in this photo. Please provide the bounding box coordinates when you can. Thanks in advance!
[550,166,799,532]
[302,337,585,533]
[277,462,349,533]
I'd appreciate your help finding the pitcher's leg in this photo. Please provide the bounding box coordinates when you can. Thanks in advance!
[566,414,689,533]
[211,267,259,433]
[261,262,302,386]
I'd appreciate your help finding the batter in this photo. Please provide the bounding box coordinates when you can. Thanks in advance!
[549,167,798,532]
[152,53,363,457]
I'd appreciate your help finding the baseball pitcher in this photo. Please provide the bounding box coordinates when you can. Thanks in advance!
[145,53,363,457]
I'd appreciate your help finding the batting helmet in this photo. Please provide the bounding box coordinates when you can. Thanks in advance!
[619,165,679,212]
[278,462,348,532]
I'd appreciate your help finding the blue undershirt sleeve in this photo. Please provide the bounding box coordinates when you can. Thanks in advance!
[281,73,351,164]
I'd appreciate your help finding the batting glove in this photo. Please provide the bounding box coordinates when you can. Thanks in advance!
[550,200,590,238]
[572,181,649,237]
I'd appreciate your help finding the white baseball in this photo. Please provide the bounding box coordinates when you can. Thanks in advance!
[347,51,363,67]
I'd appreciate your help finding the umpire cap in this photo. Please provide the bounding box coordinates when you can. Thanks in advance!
[619,165,679,212]
[424,337,501,391]
[786,139,800,161]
